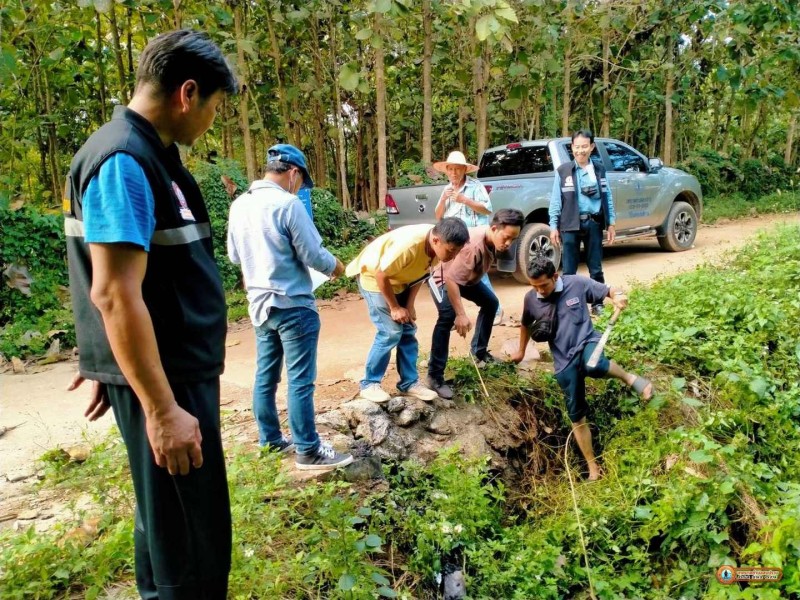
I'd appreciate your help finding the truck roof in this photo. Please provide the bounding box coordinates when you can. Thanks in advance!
[483,137,616,154]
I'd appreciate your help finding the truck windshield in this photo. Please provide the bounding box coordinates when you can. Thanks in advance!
[478,145,553,178]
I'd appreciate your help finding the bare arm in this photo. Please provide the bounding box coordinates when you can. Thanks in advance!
[510,324,531,363]
[375,269,411,323]
[435,187,450,220]
[445,277,472,337]
[88,243,203,476]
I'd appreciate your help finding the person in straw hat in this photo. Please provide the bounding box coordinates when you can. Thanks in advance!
[433,150,504,325]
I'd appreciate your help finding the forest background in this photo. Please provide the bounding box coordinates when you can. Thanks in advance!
[1,0,800,359]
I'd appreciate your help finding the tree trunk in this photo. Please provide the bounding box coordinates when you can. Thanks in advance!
[650,109,660,158]
[561,51,572,137]
[623,83,634,143]
[126,6,135,98]
[744,100,767,161]
[471,30,489,157]
[42,69,62,202]
[172,0,183,28]
[561,1,574,137]
[328,20,351,208]
[266,5,295,144]
[107,4,129,105]
[600,5,611,138]
[233,3,256,180]
[94,11,108,122]
[375,11,388,209]
[458,103,465,153]
[785,112,797,164]
[421,0,433,164]
[366,112,377,211]
[662,46,675,165]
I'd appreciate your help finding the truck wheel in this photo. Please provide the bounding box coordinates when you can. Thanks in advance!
[658,201,697,251]
[513,223,561,283]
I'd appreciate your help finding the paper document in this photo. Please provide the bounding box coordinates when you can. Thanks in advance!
[309,268,330,291]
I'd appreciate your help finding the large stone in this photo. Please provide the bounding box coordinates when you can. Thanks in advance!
[354,412,391,446]
[66,444,90,463]
[451,432,490,459]
[315,410,351,434]
[6,467,35,483]
[373,427,418,461]
[426,413,452,436]
[340,456,384,482]
[386,397,406,414]
[340,398,385,424]
[395,406,421,427]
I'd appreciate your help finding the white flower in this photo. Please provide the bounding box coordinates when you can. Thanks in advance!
[453,524,464,534]
[244,548,254,558]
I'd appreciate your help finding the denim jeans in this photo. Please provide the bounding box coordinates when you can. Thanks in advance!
[480,273,502,312]
[428,280,499,383]
[561,218,605,285]
[253,306,320,455]
[358,279,419,392]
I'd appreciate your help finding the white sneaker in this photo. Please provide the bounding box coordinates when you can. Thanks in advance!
[493,308,504,326]
[360,383,391,403]
[403,382,438,402]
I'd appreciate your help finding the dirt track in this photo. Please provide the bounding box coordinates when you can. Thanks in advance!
[1,213,798,485]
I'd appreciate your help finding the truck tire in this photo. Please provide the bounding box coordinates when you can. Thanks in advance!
[657,200,697,252]
[513,223,561,283]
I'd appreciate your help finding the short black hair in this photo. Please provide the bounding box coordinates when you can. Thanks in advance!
[136,30,238,99]
[526,256,556,280]
[264,160,293,175]
[572,128,594,143]
[433,217,469,246]
[491,208,525,228]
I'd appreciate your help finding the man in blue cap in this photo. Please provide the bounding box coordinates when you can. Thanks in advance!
[227,143,353,471]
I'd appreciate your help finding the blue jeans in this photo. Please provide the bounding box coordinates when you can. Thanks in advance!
[561,218,605,285]
[253,306,320,455]
[480,273,502,312]
[428,280,499,383]
[358,279,420,392]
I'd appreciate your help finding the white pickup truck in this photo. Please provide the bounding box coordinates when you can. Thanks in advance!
[386,138,703,282]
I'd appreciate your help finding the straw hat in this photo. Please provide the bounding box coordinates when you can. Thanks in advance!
[432,150,479,174]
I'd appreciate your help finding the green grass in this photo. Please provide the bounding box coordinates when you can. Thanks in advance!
[702,191,800,223]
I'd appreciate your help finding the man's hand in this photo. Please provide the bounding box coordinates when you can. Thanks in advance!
[390,306,412,324]
[146,404,203,476]
[68,373,112,422]
[509,350,524,364]
[331,257,346,278]
[451,192,468,204]
[454,314,472,338]
[549,228,561,248]
[611,292,628,312]
[607,225,616,245]
[407,304,417,322]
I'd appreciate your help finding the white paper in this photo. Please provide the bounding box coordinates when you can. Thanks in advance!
[309,268,330,291]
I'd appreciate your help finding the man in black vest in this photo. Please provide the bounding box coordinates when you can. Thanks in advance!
[63,30,238,599]
[548,129,617,314]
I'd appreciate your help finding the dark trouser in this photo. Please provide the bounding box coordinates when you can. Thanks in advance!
[428,280,499,383]
[561,217,605,288]
[554,342,610,422]
[107,378,231,600]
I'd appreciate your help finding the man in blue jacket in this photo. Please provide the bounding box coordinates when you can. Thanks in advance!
[227,144,352,472]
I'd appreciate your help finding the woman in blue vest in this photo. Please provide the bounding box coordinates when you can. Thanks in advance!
[548,129,616,315]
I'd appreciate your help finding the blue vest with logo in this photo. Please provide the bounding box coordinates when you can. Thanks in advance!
[556,159,611,232]
[64,106,227,385]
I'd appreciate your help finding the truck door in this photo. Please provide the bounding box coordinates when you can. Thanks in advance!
[599,141,660,230]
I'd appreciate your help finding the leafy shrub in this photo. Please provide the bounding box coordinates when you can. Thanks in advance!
[0,206,73,359]
[394,159,446,188]
[676,148,741,197]
[191,158,249,292]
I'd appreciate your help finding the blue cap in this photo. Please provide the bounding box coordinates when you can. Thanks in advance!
[267,144,314,189]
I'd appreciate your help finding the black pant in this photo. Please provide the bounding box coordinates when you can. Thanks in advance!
[428,280,499,383]
[107,378,231,600]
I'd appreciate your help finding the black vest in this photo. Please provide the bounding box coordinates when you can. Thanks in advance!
[64,106,226,385]
[555,160,611,232]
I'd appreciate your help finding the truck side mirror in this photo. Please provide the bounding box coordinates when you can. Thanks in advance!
[649,157,664,172]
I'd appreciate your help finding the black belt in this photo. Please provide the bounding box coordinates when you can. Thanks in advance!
[579,213,601,221]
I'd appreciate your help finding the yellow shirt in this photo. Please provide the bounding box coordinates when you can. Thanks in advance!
[345,224,437,293]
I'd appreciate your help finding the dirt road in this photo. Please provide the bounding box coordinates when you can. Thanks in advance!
[1,213,797,485]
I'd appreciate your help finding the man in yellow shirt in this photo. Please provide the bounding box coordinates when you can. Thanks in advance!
[346,218,469,403]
